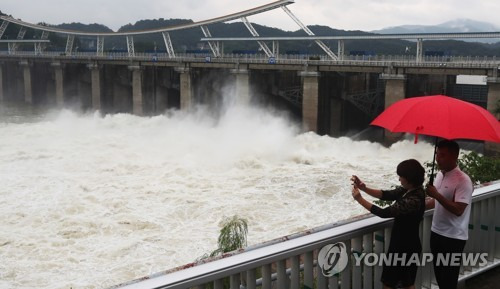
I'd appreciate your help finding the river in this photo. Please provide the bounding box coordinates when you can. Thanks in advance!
[0,101,434,288]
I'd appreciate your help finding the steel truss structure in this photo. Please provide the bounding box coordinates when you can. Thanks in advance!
[0,21,8,39]
[65,35,74,54]
[1,0,500,62]
[0,1,299,58]
[34,31,49,55]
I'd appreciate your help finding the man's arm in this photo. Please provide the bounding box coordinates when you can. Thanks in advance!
[425,197,435,210]
[426,185,468,216]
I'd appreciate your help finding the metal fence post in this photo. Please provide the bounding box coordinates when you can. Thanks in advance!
[363,233,373,289]
[304,251,314,289]
[352,237,363,289]
[374,230,384,289]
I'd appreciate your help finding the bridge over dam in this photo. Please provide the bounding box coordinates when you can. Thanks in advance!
[1,53,499,139]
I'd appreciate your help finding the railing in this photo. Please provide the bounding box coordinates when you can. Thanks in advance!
[111,182,500,289]
[1,50,500,69]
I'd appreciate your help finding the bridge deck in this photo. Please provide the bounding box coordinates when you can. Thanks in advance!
[1,52,498,75]
[201,31,500,41]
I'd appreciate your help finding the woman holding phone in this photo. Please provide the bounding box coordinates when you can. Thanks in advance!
[351,159,426,289]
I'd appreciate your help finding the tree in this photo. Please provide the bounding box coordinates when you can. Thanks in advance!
[425,152,500,185]
[209,215,248,257]
[494,99,500,118]
[198,215,248,261]
[196,216,248,289]
[457,152,500,184]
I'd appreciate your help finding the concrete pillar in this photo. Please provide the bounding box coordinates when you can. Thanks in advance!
[300,71,320,132]
[51,62,64,106]
[381,73,406,143]
[384,77,406,108]
[485,79,500,155]
[230,67,250,105]
[487,80,500,117]
[176,67,192,110]
[129,65,143,116]
[87,64,101,111]
[20,60,32,104]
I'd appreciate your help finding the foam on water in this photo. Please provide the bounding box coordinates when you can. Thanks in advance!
[0,103,434,288]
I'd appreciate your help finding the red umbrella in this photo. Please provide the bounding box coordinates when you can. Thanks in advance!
[370,94,500,181]
[371,95,500,143]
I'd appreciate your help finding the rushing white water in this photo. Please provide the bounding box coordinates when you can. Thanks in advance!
[0,102,435,289]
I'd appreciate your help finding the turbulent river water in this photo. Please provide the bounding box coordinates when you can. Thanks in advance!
[0,102,435,288]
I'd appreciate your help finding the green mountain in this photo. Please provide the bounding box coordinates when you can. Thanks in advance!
[94,19,500,56]
[57,23,113,33]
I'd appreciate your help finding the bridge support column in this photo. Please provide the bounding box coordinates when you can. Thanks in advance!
[230,67,250,105]
[485,78,500,155]
[88,64,101,111]
[176,67,192,110]
[20,60,32,104]
[380,74,406,144]
[300,71,320,132]
[51,62,64,107]
[129,65,143,116]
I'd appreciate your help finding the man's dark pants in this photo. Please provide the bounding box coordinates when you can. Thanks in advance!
[430,231,467,289]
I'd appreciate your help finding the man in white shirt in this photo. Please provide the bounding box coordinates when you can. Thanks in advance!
[426,140,474,289]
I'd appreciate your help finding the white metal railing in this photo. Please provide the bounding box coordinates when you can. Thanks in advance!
[110,182,500,289]
[0,51,500,69]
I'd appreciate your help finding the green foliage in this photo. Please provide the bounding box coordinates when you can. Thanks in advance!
[57,22,113,33]
[193,216,247,289]
[494,99,500,116]
[457,152,500,184]
[196,217,247,288]
[373,199,394,207]
[425,152,500,185]
[373,185,397,207]
[211,215,248,256]
[203,215,248,259]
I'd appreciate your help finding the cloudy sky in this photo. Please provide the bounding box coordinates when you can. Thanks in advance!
[1,0,500,32]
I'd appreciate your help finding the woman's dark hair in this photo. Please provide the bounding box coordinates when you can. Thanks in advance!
[397,159,425,187]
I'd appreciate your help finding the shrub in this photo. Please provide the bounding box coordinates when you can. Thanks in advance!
[458,152,500,184]
[198,215,248,261]
[210,215,248,257]
[425,152,500,185]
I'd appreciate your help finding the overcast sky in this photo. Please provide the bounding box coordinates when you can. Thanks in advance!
[1,0,500,32]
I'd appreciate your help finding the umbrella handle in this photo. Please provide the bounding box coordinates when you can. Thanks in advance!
[429,137,438,184]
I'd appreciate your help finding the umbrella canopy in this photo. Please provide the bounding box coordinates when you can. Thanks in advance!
[371,95,500,143]
[371,94,500,183]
